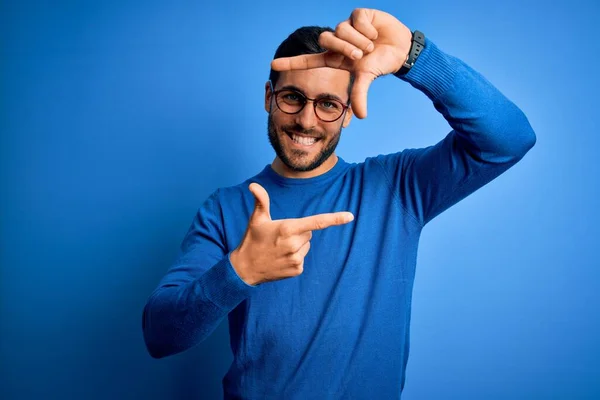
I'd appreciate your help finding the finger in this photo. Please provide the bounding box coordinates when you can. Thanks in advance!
[350,9,378,41]
[271,53,325,71]
[299,230,312,243]
[283,232,312,254]
[248,182,271,222]
[270,51,351,72]
[319,30,368,60]
[289,211,354,234]
[296,240,311,259]
[350,72,376,119]
[335,21,375,53]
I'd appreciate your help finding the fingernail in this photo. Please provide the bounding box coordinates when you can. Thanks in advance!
[351,49,362,59]
[366,43,374,52]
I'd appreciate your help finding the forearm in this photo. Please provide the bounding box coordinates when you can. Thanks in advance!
[374,36,536,226]
[396,37,536,163]
[142,253,255,358]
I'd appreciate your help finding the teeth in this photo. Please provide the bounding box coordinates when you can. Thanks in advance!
[292,134,316,146]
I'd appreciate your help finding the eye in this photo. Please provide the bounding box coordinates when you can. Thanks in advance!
[283,93,299,101]
[318,99,341,110]
[279,90,305,105]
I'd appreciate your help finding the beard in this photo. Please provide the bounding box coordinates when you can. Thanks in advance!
[267,113,342,173]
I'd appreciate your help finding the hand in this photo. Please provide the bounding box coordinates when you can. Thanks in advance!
[230,183,354,286]
[270,8,413,119]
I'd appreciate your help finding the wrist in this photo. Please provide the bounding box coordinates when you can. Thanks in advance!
[396,30,425,75]
[230,249,258,286]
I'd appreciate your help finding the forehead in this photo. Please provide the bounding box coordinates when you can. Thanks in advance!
[276,67,350,99]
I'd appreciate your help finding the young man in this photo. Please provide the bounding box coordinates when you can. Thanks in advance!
[142,8,536,399]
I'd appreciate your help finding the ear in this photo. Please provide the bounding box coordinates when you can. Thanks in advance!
[342,106,353,128]
[264,81,272,113]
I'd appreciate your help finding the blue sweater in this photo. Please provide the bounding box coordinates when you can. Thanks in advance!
[142,37,536,399]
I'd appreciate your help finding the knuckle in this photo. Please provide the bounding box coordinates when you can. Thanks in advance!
[352,8,366,23]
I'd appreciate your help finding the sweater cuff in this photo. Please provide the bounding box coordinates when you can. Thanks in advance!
[200,252,257,310]
[394,37,461,102]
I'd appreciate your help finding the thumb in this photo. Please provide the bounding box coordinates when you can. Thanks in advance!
[248,182,271,222]
[351,71,375,119]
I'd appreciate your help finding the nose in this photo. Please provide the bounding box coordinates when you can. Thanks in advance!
[293,101,318,130]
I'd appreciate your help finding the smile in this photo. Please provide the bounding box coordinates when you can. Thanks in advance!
[286,131,320,148]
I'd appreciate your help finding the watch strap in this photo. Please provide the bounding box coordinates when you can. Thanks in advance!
[397,30,425,75]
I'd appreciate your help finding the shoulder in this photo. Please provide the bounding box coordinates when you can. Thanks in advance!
[207,167,269,210]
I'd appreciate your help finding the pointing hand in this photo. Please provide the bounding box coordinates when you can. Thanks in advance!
[230,183,354,286]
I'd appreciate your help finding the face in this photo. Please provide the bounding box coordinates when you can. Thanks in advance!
[265,68,353,175]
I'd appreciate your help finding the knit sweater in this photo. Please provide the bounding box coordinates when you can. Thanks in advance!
[142,37,536,399]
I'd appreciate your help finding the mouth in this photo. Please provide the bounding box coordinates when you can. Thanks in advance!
[285,131,321,149]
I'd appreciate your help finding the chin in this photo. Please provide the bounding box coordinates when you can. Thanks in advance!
[285,159,322,172]
[280,150,321,172]
[267,115,340,173]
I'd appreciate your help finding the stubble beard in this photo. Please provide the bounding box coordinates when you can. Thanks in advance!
[267,113,342,173]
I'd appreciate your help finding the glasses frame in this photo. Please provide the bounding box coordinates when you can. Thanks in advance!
[269,81,351,123]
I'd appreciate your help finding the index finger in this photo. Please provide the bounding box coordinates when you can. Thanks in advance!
[288,212,354,234]
[270,51,352,72]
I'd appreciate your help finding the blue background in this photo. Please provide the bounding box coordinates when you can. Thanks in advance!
[1,0,599,399]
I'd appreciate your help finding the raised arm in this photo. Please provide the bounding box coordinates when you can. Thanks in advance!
[271,8,536,226]
[375,37,536,226]
[142,190,255,359]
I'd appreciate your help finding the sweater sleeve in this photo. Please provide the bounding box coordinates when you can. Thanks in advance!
[142,189,257,359]
[374,37,537,227]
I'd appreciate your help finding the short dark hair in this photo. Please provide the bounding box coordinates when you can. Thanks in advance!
[269,26,354,101]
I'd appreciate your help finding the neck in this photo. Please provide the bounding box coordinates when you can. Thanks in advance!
[271,154,338,179]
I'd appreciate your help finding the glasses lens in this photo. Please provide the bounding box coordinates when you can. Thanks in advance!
[276,90,305,114]
[315,98,344,122]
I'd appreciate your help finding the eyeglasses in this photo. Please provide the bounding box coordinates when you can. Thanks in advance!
[271,86,350,123]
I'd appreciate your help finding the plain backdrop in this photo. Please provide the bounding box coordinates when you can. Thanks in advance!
[1,0,599,399]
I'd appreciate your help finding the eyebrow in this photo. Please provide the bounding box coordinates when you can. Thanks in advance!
[279,85,346,103]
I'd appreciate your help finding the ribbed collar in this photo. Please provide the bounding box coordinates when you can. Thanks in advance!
[259,156,350,187]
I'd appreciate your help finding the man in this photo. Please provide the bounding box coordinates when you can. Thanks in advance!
[142,8,536,399]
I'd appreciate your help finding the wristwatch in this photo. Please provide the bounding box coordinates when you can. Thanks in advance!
[397,30,425,75]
